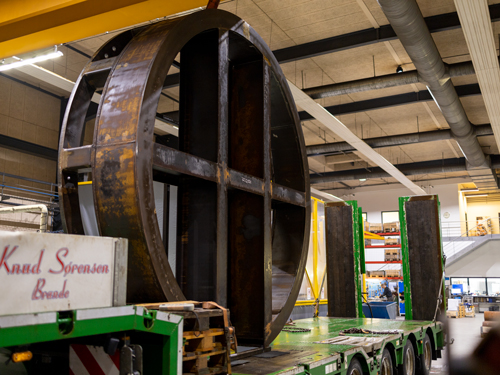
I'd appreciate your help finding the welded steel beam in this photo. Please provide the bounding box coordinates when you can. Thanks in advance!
[311,155,500,184]
[298,83,481,121]
[307,124,493,156]
[0,135,58,161]
[157,5,500,89]
[159,83,483,124]
[273,4,500,63]
[310,157,470,183]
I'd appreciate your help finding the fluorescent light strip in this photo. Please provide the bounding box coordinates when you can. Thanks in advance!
[0,51,63,72]
[466,194,488,198]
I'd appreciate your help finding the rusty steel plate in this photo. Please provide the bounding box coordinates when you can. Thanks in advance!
[58,9,310,346]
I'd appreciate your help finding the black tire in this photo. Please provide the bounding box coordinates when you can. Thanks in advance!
[416,334,432,375]
[347,358,364,375]
[380,348,393,375]
[402,340,416,375]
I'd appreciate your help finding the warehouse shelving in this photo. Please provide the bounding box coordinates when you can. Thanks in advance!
[365,244,401,248]
[374,232,401,236]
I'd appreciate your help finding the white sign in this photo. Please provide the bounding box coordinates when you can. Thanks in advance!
[0,231,128,316]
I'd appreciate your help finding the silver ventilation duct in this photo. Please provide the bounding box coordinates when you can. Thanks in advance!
[378,0,487,168]
[304,61,476,99]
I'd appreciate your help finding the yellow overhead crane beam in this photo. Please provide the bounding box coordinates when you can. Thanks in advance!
[0,0,217,60]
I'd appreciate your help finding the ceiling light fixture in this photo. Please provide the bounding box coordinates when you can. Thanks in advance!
[359,178,367,181]
[396,65,403,73]
[460,188,479,192]
[0,47,63,72]
[466,194,488,198]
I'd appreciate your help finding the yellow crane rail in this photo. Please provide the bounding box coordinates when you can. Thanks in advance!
[0,0,214,59]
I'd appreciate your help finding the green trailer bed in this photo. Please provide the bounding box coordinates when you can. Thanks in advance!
[0,305,184,374]
[0,308,444,375]
[234,317,444,375]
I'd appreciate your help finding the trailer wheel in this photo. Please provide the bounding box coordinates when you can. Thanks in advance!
[416,334,432,375]
[380,348,393,375]
[403,340,416,375]
[347,358,363,375]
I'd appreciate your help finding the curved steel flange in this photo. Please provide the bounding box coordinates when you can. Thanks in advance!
[58,9,310,346]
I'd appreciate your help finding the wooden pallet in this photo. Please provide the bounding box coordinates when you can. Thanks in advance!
[139,303,233,375]
[464,306,475,318]
[447,308,465,319]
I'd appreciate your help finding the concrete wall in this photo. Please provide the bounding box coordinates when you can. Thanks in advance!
[446,239,500,277]
[351,183,461,226]
[0,74,60,188]
[0,74,61,229]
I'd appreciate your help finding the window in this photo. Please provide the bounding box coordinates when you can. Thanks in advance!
[362,212,367,222]
[382,211,399,224]
[469,278,487,295]
[487,278,500,296]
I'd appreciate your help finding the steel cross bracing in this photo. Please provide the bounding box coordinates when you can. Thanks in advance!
[58,9,310,348]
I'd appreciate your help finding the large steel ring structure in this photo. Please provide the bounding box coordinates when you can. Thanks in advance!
[58,9,310,346]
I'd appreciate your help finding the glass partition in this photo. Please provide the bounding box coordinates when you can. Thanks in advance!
[469,277,487,295]
[487,278,500,296]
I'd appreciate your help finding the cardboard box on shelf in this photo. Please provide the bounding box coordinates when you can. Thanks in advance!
[369,223,383,233]
[364,221,370,231]
[384,249,401,261]
[367,270,385,277]
[384,237,400,246]
[385,270,401,278]
[383,222,400,233]
[365,239,372,246]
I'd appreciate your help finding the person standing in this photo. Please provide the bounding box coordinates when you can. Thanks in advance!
[380,281,394,302]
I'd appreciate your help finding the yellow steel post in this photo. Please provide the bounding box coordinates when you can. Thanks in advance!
[305,269,317,300]
[312,198,319,298]
[362,219,367,297]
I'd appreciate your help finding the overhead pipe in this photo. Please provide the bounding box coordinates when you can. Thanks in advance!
[307,124,493,156]
[0,204,48,232]
[310,156,500,184]
[378,0,487,168]
[304,60,476,99]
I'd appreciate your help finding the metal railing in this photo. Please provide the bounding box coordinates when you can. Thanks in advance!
[441,218,500,238]
[0,172,58,232]
[0,204,48,232]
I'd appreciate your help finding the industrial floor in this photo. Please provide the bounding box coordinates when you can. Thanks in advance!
[431,313,484,375]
